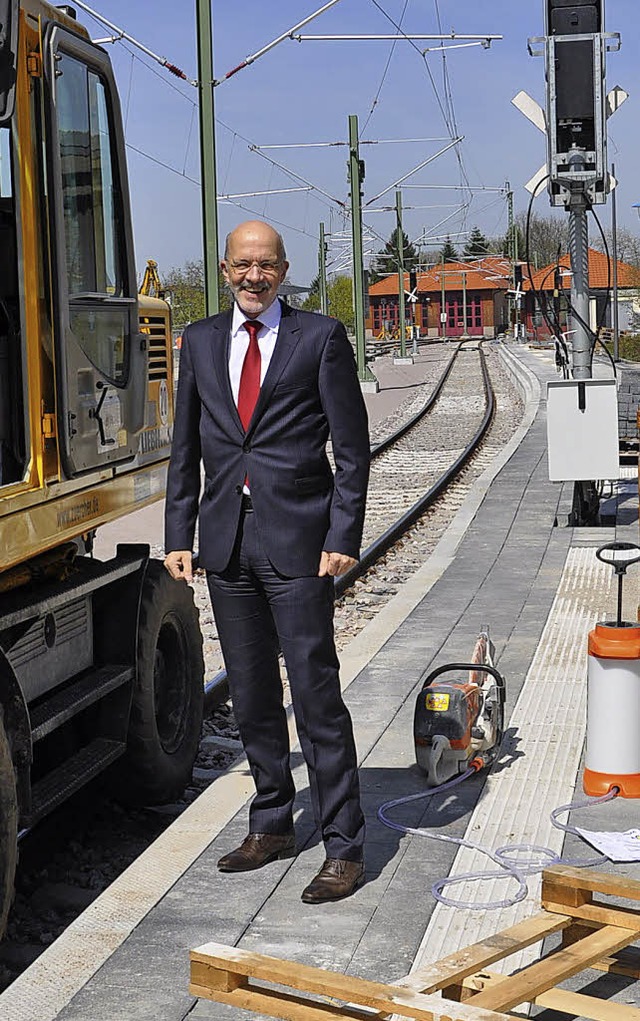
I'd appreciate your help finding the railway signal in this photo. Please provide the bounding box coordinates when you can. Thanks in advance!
[517,0,624,524]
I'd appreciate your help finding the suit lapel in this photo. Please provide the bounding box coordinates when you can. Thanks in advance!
[246,304,301,435]
[207,310,245,437]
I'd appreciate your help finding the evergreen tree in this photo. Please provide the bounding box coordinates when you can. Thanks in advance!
[369,226,420,284]
[464,227,490,259]
[440,237,459,263]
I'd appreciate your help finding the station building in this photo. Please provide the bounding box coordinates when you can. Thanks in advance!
[367,256,511,339]
[521,247,640,340]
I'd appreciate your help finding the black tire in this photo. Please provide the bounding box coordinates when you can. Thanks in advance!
[0,714,17,938]
[119,560,204,805]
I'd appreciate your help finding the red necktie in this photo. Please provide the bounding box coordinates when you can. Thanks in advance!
[237,320,263,431]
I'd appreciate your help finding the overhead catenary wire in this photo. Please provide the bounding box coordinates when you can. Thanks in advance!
[251,138,452,149]
[71,17,340,221]
[367,0,475,207]
[365,137,464,206]
[361,0,409,135]
[81,0,504,286]
[248,146,346,209]
[72,0,193,82]
[292,34,500,43]
[214,0,345,84]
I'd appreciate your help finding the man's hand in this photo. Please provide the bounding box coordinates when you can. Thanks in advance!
[164,550,193,583]
[318,551,357,577]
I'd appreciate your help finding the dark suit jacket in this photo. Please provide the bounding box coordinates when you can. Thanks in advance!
[164,302,370,577]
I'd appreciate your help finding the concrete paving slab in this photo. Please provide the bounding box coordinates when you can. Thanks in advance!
[11,343,640,1021]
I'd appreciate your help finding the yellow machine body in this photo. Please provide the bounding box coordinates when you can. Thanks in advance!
[0,0,175,577]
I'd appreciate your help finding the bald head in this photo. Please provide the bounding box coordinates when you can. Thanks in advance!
[224,221,287,264]
[221,220,289,318]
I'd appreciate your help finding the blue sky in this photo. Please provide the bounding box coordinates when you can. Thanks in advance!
[77,1,640,286]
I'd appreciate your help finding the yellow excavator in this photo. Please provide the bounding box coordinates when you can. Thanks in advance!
[0,0,203,934]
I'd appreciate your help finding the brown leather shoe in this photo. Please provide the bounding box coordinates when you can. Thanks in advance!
[301,858,365,903]
[217,832,295,872]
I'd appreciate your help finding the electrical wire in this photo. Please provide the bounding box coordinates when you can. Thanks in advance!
[101,35,340,220]
[588,205,616,375]
[367,0,470,198]
[524,174,570,374]
[361,0,410,134]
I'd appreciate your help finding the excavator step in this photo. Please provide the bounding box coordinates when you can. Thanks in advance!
[30,737,126,823]
[30,664,134,742]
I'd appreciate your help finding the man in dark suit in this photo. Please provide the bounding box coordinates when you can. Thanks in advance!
[164,220,370,903]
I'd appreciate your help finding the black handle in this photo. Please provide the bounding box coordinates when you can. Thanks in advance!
[596,542,640,575]
[421,662,505,701]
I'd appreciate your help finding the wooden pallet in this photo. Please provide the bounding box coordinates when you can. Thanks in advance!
[190,865,640,1021]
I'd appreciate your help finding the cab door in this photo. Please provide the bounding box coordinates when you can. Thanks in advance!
[44,26,146,477]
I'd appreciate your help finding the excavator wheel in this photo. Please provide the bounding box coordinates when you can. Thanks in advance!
[0,709,17,939]
[117,560,204,805]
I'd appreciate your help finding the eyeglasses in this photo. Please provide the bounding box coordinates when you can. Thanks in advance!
[228,259,282,275]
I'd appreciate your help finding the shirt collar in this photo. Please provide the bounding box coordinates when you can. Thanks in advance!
[231,297,282,336]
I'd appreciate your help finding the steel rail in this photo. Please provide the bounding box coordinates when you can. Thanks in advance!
[203,340,494,711]
[335,342,494,597]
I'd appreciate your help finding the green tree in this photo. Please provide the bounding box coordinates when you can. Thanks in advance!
[369,227,420,284]
[161,259,230,331]
[327,275,355,331]
[440,237,459,262]
[302,272,321,312]
[464,227,490,259]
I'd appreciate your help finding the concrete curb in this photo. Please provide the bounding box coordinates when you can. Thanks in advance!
[0,346,542,1021]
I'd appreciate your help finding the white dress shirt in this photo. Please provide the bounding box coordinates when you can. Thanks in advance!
[229,298,282,494]
[228,297,282,405]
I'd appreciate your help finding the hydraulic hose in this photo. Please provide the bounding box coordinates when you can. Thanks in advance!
[378,771,619,910]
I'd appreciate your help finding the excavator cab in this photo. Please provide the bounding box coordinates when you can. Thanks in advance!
[43,22,147,476]
[0,0,23,488]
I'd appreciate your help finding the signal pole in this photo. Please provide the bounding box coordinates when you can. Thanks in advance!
[394,191,413,364]
[319,222,329,315]
[440,253,446,340]
[196,0,220,315]
[611,162,620,362]
[568,183,591,379]
[348,114,378,390]
[506,182,521,338]
[521,0,621,526]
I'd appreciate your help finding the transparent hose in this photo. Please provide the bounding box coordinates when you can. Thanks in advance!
[377,773,618,911]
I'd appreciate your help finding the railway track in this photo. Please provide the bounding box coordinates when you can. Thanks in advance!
[0,341,523,989]
[202,339,495,705]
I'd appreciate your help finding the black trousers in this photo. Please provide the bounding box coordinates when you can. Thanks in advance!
[207,509,365,862]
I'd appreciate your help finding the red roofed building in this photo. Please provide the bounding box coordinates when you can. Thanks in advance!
[367,256,511,339]
[521,248,640,341]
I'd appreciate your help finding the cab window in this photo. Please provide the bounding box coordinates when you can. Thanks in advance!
[0,123,25,486]
[56,52,128,383]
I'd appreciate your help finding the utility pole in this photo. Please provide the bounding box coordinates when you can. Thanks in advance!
[196,0,220,316]
[461,270,468,339]
[319,222,329,315]
[440,252,446,340]
[567,159,591,380]
[394,191,413,364]
[506,182,521,338]
[348,114,378,391]
[611,162,620,362]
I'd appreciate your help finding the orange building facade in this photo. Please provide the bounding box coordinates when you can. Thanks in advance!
[367,257,511,339]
